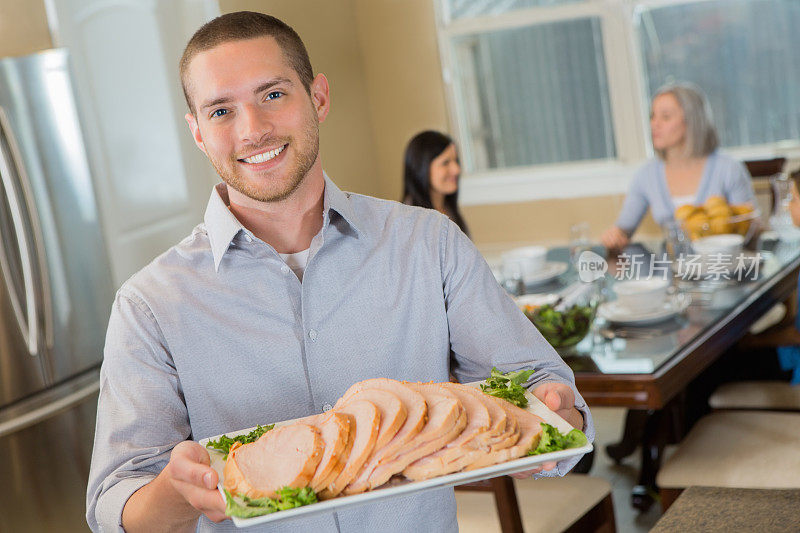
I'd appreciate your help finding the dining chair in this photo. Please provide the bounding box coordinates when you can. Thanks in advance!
[656,410,800,511]
[713,159,799,412]
[743,157,786,179]
[708,380,800,411]
[456,474,616,533]
[711,271,800,411]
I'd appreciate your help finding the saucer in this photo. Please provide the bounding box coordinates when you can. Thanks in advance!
[523,262,569,286]
[599,293,691,326]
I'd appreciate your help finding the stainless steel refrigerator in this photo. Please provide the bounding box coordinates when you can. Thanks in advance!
[0,48,114,531]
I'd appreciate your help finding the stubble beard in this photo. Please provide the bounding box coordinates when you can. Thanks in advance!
[209,111,320,203]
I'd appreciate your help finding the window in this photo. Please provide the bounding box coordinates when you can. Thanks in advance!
[436,0,800,203]
[451,17,616,171]
[638,0,800,148]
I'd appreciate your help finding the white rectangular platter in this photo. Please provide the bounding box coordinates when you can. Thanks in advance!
[198,382,592,528]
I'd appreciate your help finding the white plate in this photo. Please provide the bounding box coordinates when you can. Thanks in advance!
[198,381,592,528]
[513,293,559,308]
[523,261,569,285]
[598,293,691,326]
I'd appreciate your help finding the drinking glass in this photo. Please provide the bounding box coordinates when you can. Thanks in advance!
[501,262,525,295]
[663,220,693,272]
[569,222,591,266]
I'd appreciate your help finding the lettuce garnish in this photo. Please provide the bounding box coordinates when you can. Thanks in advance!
[528,422,588,455]
[480,367,535,407]
[205,424,274,459]
[224,487,318,518]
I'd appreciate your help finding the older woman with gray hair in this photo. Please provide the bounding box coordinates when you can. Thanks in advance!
[602,83,756,250]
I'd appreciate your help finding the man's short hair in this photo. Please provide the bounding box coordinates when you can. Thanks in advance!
[180,11,314,115]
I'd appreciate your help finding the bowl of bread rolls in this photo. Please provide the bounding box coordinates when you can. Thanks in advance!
[675,196,760,251]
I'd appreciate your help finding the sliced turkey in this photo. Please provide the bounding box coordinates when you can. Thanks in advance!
[463,398,545,471]
[366,381,467,489]
[223,424,323,499]
[304,412,351,493]
[321,399,381,498]
[402,382,491,481]
[341,379,427,494]
[334,387,406,452]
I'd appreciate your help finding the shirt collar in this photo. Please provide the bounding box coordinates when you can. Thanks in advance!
[322,172,363,238]
[203,173,363,272]
[204,183,247,272]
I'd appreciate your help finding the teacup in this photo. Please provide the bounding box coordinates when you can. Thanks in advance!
[501,246,547,283]
[613,277,670,313]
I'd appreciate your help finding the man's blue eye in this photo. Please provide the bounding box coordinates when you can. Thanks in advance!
[266,91,283,100]
[211,109,227,118]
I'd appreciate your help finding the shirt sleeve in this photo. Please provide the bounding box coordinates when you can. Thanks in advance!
[615,168,651,235]
[86,291,192,533]
[438,218,595,475]
[725,158,757,205]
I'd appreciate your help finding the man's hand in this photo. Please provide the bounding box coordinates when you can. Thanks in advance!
[122,441,227,532]
[509,382,584,480]
[164,441,228,522]
[532,381,584,430]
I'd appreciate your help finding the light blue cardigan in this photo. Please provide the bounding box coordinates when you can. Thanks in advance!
[615,150,757,234]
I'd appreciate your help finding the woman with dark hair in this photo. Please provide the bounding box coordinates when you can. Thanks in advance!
[402,130,469,236]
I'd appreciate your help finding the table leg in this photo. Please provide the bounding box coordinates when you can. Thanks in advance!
[631,409,670,512]
[605,409,650,464]
[490,476,524,533]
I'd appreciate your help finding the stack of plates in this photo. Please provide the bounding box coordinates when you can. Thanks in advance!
[598,293,691,326]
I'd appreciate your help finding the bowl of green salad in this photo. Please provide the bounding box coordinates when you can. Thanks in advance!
[523,303,596,348]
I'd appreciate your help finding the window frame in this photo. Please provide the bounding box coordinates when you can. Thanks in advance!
[434,0,800,206]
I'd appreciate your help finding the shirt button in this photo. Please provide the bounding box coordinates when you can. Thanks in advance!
[308,329,318,341]
[244,234,253,242]
[322,403,332,412]
[281,265,290,274]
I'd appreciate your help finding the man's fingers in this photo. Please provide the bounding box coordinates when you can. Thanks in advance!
[171,458,217,489]
[169,446,217,490]
[172,479,226,517]
[534,383,575,413]
[173,440,211,466]
[545,390,561,411]
[509,468,541,479]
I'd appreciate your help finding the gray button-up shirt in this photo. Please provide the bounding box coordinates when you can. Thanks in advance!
[86,176,594,532]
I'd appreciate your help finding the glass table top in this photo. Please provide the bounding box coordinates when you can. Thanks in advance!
[502,239,800,375]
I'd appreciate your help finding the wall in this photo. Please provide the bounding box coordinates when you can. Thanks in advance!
[0,0,52,57]
[353,0,451,202]
[351,0,660,246]
[219,0,382,197]
[2,0,662,249]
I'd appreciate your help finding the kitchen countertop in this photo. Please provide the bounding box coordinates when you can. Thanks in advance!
[651,486,800,532]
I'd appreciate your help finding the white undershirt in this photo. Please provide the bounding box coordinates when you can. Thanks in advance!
[278,248,310,281]
[672,194,696,208]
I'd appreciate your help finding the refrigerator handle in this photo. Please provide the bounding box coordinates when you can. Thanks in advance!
[0,368,100,438]
[0,106,40,356]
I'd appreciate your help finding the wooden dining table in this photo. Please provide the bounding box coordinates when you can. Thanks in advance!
[523,238,800,511]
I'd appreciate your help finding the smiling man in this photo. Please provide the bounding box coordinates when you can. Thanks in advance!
[86,11,593,533]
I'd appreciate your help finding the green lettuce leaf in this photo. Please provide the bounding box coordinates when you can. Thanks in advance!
[528,423,589,455]
[480,367,535,408]
[224,487,318,518]
[205,424,275,459]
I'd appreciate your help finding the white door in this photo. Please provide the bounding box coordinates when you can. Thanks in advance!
[45,0,221,286]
